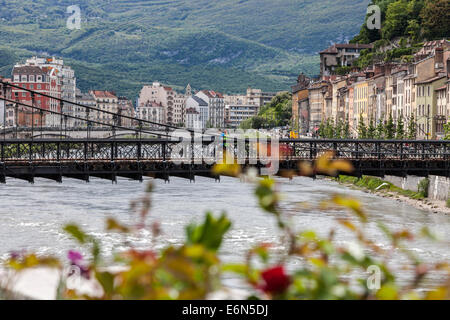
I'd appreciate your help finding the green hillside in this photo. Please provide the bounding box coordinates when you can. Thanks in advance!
[0,0,370,98]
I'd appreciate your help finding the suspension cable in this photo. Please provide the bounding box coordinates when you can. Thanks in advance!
[0,80,218,137]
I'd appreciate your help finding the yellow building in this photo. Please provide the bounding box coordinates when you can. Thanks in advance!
[353,80,369,133]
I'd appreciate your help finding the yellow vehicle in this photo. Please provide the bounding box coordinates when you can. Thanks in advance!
[290,131,299,139]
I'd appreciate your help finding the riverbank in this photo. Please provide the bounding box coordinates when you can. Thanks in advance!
[334,175,450,215]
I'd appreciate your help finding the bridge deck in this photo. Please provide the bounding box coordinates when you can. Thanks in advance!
[0,138,448,183]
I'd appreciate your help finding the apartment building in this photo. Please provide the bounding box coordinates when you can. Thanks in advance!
[118,96,135,128]
[195,90,225,128]
[89,90,118,127]
[186,96,209,129]
[18,57,76,127]
[137,101,165,125]
[74,89,96,128]
[226,104,259,128]
[416,76,447,139]
[12,65,61,127]
[138,82,186,126]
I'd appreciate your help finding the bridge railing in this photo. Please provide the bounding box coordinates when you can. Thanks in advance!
[0,139,448,164]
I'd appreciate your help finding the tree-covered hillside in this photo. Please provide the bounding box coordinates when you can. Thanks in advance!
[352,0,449,44]
[349,0,449,69]
[0,0,371,98]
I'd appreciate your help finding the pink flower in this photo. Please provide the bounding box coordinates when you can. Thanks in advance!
[68,250,83,264]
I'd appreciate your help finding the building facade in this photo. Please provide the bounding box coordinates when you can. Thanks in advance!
[89,91,119,127]
[12,65,61,127]
[195,90,225,128]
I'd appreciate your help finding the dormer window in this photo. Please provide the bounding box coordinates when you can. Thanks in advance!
[21,75,27,82]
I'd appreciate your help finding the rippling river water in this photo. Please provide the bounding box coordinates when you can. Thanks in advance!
[1,176,449,290]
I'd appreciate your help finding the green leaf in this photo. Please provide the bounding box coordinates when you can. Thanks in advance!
[64,224,88,244]
[96,271,115,296]
[186,213,231,251]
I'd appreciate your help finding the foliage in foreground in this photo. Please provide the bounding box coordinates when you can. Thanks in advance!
[1,153,449,300]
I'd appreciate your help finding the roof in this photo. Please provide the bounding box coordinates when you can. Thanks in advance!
[12,66,46,75]
[435,86,447,91]
[320,43,372,54]
[191,96,208,106]
[403,74,417,80]
[415,75,446,85]
[200,90,224,99]
[90,90,117,98]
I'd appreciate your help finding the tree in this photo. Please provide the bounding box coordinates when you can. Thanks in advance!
[367,118,376,139]
[420,0,450,39]
[396,115,405,139]
[382,0,410,40]
[444,122,450,141]
[335,120,344,139]
[407,114,417,140]
[375,120,385,139]
[324,118,335,139]
[358,114,367,139]
[384,113,395,139]
[343,121,350,139]
[318,121,325,138]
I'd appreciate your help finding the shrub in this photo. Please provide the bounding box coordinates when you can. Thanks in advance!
[418,178,430,198]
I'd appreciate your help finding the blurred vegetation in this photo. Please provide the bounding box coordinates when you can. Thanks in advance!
[0,0,371,98]
[2,153,449,300]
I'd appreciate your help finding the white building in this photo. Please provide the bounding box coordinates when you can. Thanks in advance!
[138,82,185,126]
[186,96,209,129]
[225,104,259,128]
[137,101,165,125]
[195,90,225,128]
[186,108,201,130]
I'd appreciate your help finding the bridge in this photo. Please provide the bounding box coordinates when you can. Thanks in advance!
[0,79,449,183]
[0,138,448,183]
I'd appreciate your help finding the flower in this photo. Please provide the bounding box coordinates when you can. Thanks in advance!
[68,250,83,264]
[259,266,291,295]
[67,250,90,279]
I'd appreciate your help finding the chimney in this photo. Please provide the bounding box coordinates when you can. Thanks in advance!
[435,47,444,64]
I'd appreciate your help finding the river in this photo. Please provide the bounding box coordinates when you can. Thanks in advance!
[0,176,449,291]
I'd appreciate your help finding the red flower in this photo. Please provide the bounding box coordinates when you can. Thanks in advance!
[259,266,291,295]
